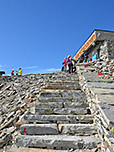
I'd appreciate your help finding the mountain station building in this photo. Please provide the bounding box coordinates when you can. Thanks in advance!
[73,29,114,63]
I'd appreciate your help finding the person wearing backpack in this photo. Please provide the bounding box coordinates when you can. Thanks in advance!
[67,55,73,73]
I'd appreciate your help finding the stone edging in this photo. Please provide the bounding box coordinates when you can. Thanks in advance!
[77,65,114,152]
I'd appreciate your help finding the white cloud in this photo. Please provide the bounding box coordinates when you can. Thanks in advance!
[0,65,3,68]
[0,65,5,69]
[40,68,61,73]
[23,66,38,69]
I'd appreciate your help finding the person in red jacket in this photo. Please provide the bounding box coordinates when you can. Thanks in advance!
[63,57,67,72]
[11,69,14,76]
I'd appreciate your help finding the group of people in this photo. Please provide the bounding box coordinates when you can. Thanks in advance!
[11,68,22,76]
[62,55,76,73]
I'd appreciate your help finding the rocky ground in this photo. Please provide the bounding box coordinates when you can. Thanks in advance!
[0,60,114,152]
[0,73,53,151]
[0,72,100,152]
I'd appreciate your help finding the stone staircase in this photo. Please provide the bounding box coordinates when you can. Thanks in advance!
[77,62,114,152]
[14,72,100,151]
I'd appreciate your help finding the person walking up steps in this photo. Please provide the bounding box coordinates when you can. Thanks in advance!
[63,57,67,72]
[67,55,73,73]
[19,68,22,75]
[72,59,77,72]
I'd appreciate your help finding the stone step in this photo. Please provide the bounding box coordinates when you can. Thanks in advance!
[20,124,59,135]
[24,115,94,124]
[83,72,101,78]
[59,124,97,135]
[35,102,63,109]
[38,96,86,103]
[83,72,114,83]
[51,75,79,81]
[35,107,89,115]
[52,78,79,82]
[20,124,97,136]
[39,90,86,101]
[6,147,67,152]
[44,82,80,90]
[91,88,114,95]
[63,102,88,108]
[16,135,100,150]
[6,147,97,152]
[44,84,80,90]
[35,102,88,109]
[98,94,114,103]
[88,82,114,89]
[87,79,114,83]
[48,80,79,84]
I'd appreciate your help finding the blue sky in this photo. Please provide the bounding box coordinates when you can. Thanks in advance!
[0,0,114,75]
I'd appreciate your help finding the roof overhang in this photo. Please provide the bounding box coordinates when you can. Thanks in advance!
[74,29,114,60]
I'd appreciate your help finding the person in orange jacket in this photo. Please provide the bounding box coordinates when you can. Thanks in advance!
[11,69,14,76]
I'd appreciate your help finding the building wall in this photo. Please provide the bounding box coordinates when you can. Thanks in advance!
[87,43,101,61]
[100,40,114,61]
[74,30,114,62]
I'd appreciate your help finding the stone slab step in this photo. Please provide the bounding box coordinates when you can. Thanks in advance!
[99,104,114,127]
[39,90,86,101]
[91,88,114,95]
[44,84,80,90]
[24,115,93,124]
[51,77,79,81]
[6,147,97,152]
[39,89,86,98]
[6,147,67,152]
[20,124,58,135]
[59,124,97,135]
[20,124,96,136]
[51,75,79,81]
[35,107,89,115]
[87,79,114,83]
[48,80,79,84]
[96,94,114,103]
[16,135,100,150]
[38,96,86,103]
[35,102,63,109]
[63,102,88,108]
[83,72,100,78]
[83,72,114,83]
[88,82,114,89]
[35,102,88,109]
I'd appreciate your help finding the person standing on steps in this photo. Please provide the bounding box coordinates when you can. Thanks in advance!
[72,59,77,72]
[19,68,22,75]
[15,70,18,75]
[63,57,67,72]
[67,55,73,73]
[67,55,70,72]
[11,69,14,76]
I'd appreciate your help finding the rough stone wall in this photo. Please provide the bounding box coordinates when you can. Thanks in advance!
[81,60,114,79]
[0,73,53,150]
[107,41,114,60]
[94,60,114,79]
[100,40,114,61]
